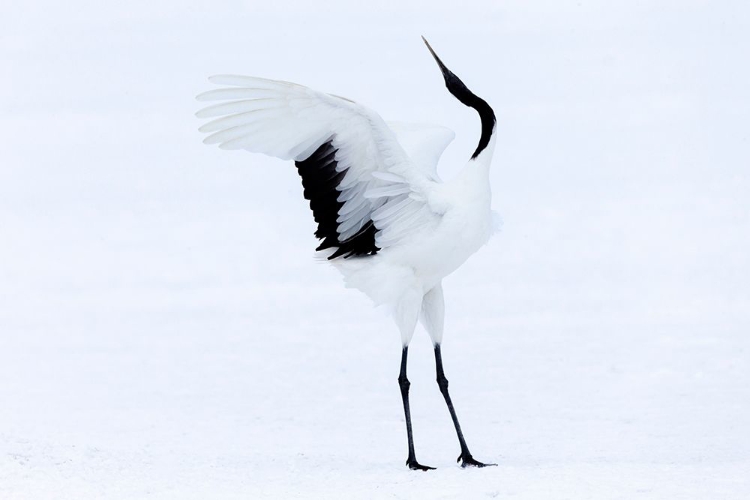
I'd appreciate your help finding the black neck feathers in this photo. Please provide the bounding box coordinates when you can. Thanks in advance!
[422,37,496,159]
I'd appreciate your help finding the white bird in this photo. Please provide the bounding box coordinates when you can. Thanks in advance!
[196,37,498,470]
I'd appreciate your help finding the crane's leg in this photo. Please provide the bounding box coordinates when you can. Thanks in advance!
[395,287,433,471]
[421,283,495,468]
[434,344,496,468]
[398,346,434,471]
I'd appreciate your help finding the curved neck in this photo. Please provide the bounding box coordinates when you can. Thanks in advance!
[422,37,497,159]
[462,123,496,193]
[470,123,497,168]
[467,97,496,160]
[456,123,497,196]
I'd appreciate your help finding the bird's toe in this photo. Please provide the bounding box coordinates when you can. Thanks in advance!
[457,453,497,468]
[406,458,436,471]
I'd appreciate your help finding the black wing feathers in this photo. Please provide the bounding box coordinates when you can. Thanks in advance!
[295,140,380,260]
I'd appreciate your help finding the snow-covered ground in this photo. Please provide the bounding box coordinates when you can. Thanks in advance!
[1,1,749,498]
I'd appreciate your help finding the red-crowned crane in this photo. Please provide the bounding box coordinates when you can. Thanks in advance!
[196,38,498,470]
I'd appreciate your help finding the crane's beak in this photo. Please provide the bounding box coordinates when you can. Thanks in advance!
[421,36,475,105]
[421,36,475,101]
[422,36,451,77]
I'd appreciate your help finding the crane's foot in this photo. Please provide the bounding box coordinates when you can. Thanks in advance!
[406,458,436,471]
[457,452,497,468]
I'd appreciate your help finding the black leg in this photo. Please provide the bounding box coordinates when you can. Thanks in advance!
[434,344,496,468]
[398,346,435,471]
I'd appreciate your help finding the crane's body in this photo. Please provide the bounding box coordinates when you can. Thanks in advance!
[332,135,497,345]
[197,38,498,470]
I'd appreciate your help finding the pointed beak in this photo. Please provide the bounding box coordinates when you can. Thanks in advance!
[421,36,450,76]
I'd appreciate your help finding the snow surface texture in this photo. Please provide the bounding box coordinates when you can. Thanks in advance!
[1,1,749,498]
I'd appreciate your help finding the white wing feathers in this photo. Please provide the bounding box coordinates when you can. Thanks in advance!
[386,122,455,181]
[196,75,451,251]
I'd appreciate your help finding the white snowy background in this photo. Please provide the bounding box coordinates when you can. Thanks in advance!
[1,1,749,498]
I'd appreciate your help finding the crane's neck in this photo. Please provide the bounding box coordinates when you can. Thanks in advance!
[470,122,497,170]
[422,37,497,161]
[459,123,496,197]
[469,98,496,160]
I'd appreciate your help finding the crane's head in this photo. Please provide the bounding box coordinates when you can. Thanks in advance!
[422,36,496,160]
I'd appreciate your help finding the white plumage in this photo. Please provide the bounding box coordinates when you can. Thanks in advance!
[197,38,498,470]
[196,80,496,343]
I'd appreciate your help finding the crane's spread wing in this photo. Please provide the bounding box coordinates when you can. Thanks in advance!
[386,122,455,182]
[196,75,442,259]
